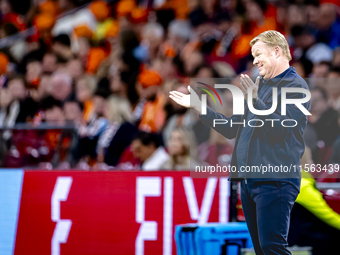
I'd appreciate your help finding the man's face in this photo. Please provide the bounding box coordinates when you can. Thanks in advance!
[45,106,65,124]
[8,79,26,100]
[42,54,57,73]
[51,74,72,101]
[26,61,42,83]
[68,59,83,79]
[64,102,81,123]
[313,63,330,78]
[131,139,155,162]
[252,41,276,80]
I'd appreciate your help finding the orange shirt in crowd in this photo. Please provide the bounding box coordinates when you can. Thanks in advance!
[161,0,189,19]
[139,93,166,133]
[83,99,94,123]
[232,5,279,59]
[87,47,108,74]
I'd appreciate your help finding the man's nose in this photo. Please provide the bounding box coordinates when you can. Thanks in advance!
[253,58,258,66]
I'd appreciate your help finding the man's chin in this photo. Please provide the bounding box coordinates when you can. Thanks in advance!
[259,72,266,79]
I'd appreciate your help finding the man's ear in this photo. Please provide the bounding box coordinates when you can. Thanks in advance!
[275,46,281,58]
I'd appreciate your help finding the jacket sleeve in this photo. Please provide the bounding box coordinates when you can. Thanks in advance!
[198,106,243,139]
[296,178,340,230]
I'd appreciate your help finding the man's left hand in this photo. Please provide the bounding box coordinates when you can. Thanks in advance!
[240,75,260,101]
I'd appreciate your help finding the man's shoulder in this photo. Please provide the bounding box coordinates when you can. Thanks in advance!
[282,68,309,90]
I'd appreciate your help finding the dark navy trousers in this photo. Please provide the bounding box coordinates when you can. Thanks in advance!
[241,179,299,255]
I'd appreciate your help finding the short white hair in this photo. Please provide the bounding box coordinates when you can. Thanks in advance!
[51,72,72,86]
[250,30,292,61]
[168,20,192,40]
[142,23,164,39]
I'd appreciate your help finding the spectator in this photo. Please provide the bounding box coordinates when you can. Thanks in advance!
[163,84,192,146]
[6,75,38,124]
[310,61,331,88]
[309,87,339,163]
[7,75,26,102]
[68,57,85,80]
[286,4,306,31]
[25,59,42,87]
[42,52,57,74]
[137,22,164,61]
[0,0,26,31]
[292,58,313,78]
[40,96,65,125]
[137,69,166,133]
[96,95,137,167]
[38,96,74,169]
[50,72,73,102]
[167,19,192,54]
[316,3,340,49]
[183,51,204,77]
[76,85,110,166]
[75,75,96,122]
[131,131,169,171]
[327,66,340,111]
[52,34,73,61]
[291,25,333,64]
[161,127,198,170]
[231,0,278,61]
[63,98,83,125]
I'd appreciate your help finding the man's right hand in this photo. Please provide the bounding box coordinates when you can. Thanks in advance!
[169,86,201,113]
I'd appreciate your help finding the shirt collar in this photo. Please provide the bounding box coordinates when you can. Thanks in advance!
[260,66,293,86]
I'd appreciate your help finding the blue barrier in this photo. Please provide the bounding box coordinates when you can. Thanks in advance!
[0,169,24,255]
[175,222,253,255]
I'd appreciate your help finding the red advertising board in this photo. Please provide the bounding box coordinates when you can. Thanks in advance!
[14,171,230,255]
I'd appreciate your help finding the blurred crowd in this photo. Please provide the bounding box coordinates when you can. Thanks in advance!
[0,0,339,170]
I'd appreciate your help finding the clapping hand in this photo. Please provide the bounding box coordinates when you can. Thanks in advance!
[239,74,260,101]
